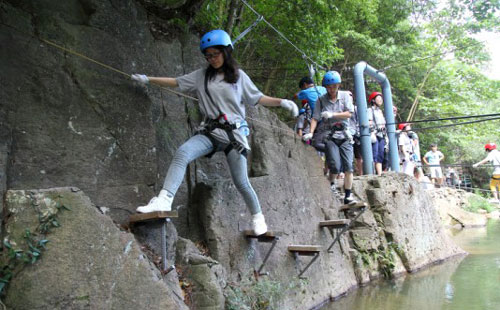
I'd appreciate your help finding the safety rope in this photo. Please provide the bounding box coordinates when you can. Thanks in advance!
[0,21,301,139]
[238,0,326,71]
[381,40,485,71]
[386,112,500,126]
[405,116,500,132]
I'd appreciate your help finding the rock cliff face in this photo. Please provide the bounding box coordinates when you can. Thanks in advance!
[1,1,466,309]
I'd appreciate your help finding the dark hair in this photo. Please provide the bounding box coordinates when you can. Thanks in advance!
[205,46,239,84]
[299,76,313,88]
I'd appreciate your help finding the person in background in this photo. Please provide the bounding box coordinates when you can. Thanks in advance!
[303,71,357,205]
[398,123,415,176]
[295,107,311,143]
[130,30,298,235]
[296,76,327,115]
[473,143,500,204]
[423,143,445,186]
[367,92,386,175]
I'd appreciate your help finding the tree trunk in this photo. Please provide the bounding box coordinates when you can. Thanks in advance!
[225,0,240,36]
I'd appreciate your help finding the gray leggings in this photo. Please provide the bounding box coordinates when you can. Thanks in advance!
[162,134,261,215]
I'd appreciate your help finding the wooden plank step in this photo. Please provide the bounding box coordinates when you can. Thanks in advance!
[319,219,350,228]
[244,230,282,242]
[340,202,367,212]
[288,245,322,256]
[129,211,179,223]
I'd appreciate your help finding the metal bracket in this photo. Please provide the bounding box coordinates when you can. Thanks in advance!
[326,207,367,253]
[161,218,171,272]
[297,252,320,279]
[257,237,279,276]
[232,15,264,45]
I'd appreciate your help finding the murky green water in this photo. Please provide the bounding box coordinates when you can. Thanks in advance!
[323,220,500,310]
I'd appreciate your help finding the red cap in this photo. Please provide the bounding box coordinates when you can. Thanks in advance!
[485,143,497,151]
[368,91,382,103]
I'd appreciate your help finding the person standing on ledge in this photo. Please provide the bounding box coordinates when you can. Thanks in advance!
[473,143,500,204]
[131,30,298,235]
[303,71,358,205]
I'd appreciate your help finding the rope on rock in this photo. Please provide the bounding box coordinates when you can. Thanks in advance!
[0,21,300,139]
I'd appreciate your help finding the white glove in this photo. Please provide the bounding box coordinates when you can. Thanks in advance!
[280,99,299,117]
[321,111,335,119]
[302,133,313,141]
[131,74,149,84]
[472,163,479,168]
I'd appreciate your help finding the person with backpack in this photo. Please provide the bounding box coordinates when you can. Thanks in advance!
[473,143,500,203]
[303,71,357,205]
[367,92,386,175]
[130,30,298,235]
[296,76,327,114]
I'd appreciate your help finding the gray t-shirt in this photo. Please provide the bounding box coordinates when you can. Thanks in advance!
[313,90,354,140]
[176,68,263,149]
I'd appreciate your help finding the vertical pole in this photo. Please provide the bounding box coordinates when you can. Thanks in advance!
[161,218,171,271]
[354,62,374,175]
[353,62,399,173]
[381,80,399,172]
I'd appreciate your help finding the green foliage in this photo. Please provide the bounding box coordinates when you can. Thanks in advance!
[225,275,303,310]
[0,197,69,296]
[191,0,499,185]
[465,194,495,213]
[353,240,401,279]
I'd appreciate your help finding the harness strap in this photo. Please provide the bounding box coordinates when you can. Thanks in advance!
[203,71,248,158]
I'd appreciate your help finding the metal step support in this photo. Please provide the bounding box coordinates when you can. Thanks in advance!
[328,202,368,253]
[319,219,350,253]
[129,211,178,273]
[288,245,322,279]
[244,230,281,276]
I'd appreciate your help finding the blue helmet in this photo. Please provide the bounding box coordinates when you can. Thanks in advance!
[322,71,341,86]
[200,30,233,52]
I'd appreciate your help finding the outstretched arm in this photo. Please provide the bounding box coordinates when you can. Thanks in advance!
[473,157,490,167]
[258,95,298,117]
[131,74,178,87]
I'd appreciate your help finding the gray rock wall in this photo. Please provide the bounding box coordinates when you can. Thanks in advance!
[3,188,187,310]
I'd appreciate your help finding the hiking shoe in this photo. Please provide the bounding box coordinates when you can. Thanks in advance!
[344,194,358,206]
[251,213,268,236]
[136,192,173,213]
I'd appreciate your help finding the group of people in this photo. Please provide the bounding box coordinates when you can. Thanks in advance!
[127,29,499,237]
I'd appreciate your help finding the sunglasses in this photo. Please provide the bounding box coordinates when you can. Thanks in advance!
[204,51,222,60]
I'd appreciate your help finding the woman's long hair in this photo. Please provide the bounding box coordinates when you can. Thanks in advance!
[205,46,239,84]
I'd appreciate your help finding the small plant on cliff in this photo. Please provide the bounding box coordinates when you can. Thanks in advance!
[225,275,303,310]
[0,196,69,296]
[465,195,494,213]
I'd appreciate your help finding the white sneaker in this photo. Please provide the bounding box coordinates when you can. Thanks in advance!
[136,190,173,213]
[251,213,268,236]
[344,194,358,206]
[488,198,499,204]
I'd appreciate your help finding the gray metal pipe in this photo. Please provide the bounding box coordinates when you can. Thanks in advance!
[353,62,400,174]
[353,62,374,174]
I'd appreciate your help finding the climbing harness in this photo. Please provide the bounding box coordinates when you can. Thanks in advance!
[199,71,248,157]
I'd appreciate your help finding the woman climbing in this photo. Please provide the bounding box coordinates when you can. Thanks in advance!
[130,30,298,236]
